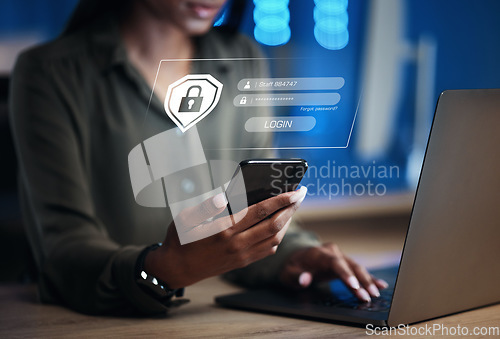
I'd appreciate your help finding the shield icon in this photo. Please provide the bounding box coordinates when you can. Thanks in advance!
[164,74,223,133]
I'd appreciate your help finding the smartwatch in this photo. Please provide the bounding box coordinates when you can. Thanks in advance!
[135,243,186,305]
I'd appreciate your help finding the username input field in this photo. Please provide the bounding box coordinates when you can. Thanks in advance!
[238,77,345,91]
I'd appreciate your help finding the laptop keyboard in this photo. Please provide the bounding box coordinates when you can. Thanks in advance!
[317,287,394,312]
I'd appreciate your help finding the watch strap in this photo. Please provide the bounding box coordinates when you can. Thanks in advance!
[135,243,185,303]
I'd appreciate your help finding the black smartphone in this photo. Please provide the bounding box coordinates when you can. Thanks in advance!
[224,158,308,214]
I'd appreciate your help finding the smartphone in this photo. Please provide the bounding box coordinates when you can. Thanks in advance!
[224,158,308,214]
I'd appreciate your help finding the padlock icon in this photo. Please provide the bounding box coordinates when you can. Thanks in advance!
[240,96,247,105]
[179,85,203,112]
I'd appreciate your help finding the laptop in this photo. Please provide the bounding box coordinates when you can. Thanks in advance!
[215,89,500,327]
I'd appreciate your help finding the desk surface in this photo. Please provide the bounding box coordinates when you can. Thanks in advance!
[1,278,499,338]
[1,214,499,338]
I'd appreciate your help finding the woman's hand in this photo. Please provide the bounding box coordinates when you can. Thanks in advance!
[145,187,308,289]
[279,243,389,303]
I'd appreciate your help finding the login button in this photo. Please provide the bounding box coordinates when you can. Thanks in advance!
[245,116,316,132]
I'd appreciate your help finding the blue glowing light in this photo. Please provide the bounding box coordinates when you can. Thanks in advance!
[253,0,289,7]
[313,8,348,27]
[213,12,226,27]
[254,16,291,46]
[254,8,290,24]
[314,0,349,50]
[314,0,348,15]
[253,0,288,13]
[314,21,349,50]
[253,0,290,46]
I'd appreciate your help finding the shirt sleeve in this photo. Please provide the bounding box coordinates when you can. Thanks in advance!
[9,50,173,316]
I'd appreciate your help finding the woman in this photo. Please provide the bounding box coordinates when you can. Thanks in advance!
[10,0,386,315]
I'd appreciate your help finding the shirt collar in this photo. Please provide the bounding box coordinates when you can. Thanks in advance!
[89,18,234,74]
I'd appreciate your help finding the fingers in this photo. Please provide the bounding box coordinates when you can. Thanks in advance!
[231,186,307,234]
[205,186,305,247]
[281,264,314,289]
[241,221,291,269]
[224,218,292,270]
[277,242,391,304]
[237,199,300,247]
[345,257,380,299]
[175,193,228,228]
[374,278,389,290]
[247,218,292,254]
[280,249,315,289]
[186,186,306,253]
[298,271,313,288]
[321,244,370,303]
[344,257,391,299]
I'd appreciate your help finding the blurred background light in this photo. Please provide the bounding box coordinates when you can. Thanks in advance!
[254,8,290,25]
[313,7,348,26]
[314,19,349,50]
[314,0,348,15]
[314,0,349,50]
[213,11,226,27]
[253,0,290,46]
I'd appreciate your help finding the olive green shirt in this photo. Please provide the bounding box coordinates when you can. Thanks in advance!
[9,18,319,315]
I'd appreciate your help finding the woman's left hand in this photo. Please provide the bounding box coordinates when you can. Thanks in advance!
[279,243,389,302]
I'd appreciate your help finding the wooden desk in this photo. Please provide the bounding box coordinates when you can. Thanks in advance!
[1,278,499,338]
[1,213,499,338]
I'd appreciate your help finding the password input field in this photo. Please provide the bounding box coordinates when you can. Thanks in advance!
[233,93,340,107]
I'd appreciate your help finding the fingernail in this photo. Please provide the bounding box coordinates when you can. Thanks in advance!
[367,284,380,298]
[378,279,389,289]
[290,186,307,204]
[347,276,360,290]
[298,272,312,288]
[357,288,371,303]
[213,193,228,209]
